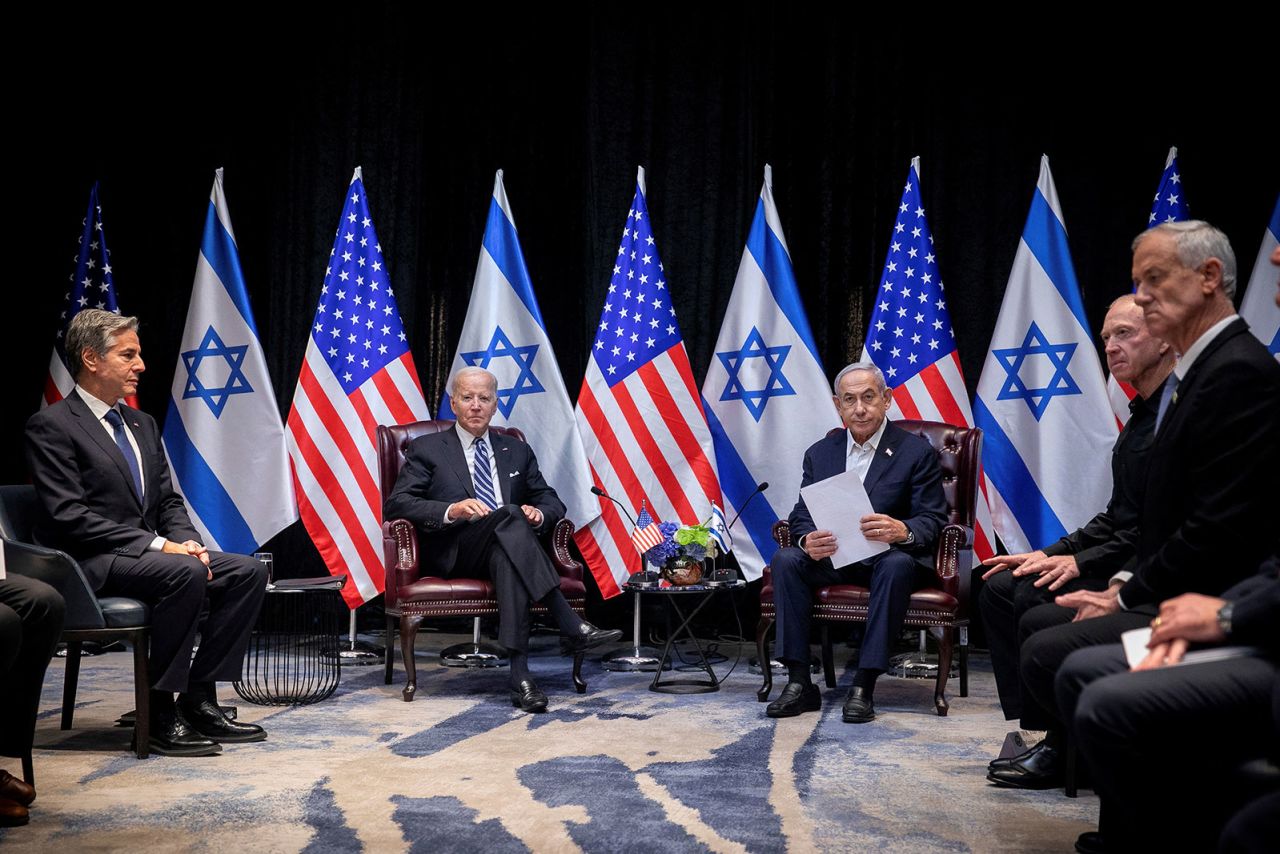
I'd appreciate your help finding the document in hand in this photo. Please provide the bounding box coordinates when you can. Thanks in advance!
[799,469,890,569]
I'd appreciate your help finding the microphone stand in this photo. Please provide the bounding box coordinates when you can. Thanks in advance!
[592,485,669,674]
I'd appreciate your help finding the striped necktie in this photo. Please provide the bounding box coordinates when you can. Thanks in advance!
[472,436,499,510]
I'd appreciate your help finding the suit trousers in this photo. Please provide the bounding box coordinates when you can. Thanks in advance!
[99,550,267,693]
[446,505,561,653]
[1055,643,1278,851]
[979,570,1107,723]
[772,546,932,672]
[1018,609,1153,734]
[0,575,66,758]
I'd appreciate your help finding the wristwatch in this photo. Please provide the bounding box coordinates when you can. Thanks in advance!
[1216,602,1233,637]
[902,529,915,545]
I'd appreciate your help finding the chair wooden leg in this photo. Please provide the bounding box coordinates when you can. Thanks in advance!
[755,616,775,701]
[132,631,150,759]
[400,614,423,702]
[572,651,586,694]
[933,625,954,717]
[383,613,395,685]
[61,639,83,730]
[820,625,837,689]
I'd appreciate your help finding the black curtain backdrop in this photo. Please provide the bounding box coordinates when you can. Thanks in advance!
[11,15,1276,594]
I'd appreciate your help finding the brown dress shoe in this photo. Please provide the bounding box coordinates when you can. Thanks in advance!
[0,796,29,828]
[0,770,35,807]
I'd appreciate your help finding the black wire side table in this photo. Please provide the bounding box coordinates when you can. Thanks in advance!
[625,579,744,694]
[233,576,347,705]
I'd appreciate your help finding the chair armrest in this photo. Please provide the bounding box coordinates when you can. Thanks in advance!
[548,518,583,583]
[2,537,104,629]
[772,520,792,549]
[931,523,973,604]
[382,519,420,608]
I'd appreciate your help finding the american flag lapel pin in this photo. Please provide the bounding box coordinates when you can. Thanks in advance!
[885,447,894,457]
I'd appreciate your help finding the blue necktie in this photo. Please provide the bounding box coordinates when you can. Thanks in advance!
[472,437,499,510]
[104,408,143,501]
[1154,375,1179,432]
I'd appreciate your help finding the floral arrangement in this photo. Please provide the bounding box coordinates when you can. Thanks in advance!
[644,520,719,568]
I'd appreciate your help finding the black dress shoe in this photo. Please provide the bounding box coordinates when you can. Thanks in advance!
[988,738,1049,771]
[842,686,876,723]
[146,711,222,757]
[1075,831,1105,853]
[0,770,35,807]
[765,682,821,718]
[987,741,1063,789]
[0,796,28,827]
[567,621,624,652]
[510,679,549,713]
[178,700,267,743]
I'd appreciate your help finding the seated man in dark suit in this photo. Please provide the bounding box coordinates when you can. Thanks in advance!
[1008,220,1280,789]
[981,294,1173,787]
[766,362,948,723]
[24,309,268,757]
[1054,554,1279,853]
[0,573,65,827]
[383,367,620,713]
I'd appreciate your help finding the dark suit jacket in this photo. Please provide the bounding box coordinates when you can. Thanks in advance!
[24,392,201,592]
[383,426,566,575]
[1121,318,1280,608]
[788,420,948,564]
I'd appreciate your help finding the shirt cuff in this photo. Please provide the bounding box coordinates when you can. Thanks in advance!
[148,536,166,552]
[442,507,454,525]
[1110,570,1133,585]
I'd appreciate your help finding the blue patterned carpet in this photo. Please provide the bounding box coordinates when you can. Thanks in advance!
[1,633,1096,852]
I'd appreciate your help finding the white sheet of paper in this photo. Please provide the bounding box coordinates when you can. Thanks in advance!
[1121,626,1260,669]
[799,469,890,569]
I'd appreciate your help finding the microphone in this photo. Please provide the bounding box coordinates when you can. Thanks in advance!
[727,481,769,530]
[591,484,638,527]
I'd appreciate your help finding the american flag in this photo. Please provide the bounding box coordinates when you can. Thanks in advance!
[285,168,431,607]
[44,182,137,409]
[630,504,665,554]
[861,157,995,562]
[1108,146,1189,425]
[574,167,722,597]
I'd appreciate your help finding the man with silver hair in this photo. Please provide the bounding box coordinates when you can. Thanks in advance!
[765,361,947,723]
[24,309,269,757]
[385,366,621,713]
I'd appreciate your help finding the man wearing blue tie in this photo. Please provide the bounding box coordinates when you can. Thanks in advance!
[24,309,268,757]
[766,362,948,723]
[384,367,620,712]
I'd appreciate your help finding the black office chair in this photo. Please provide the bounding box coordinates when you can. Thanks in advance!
[0,485,152,759]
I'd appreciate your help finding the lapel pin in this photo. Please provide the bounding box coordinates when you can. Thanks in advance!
[509,470,520,477]
[885,448,894,457]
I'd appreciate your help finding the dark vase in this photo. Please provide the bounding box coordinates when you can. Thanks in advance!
[661,555,703,586]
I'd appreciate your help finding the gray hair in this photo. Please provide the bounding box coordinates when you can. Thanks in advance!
[65,309,139,379]
[1133,220,1238,298]
[832,361,886,395]
[449,366,498,396]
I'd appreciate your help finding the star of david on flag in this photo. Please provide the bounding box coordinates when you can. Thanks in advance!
[975,155,1116,555]
[703,164,838,581]
[180,326,254,417]
[861,156,994,562]
[443,170,596,528]
[162,169,296,556]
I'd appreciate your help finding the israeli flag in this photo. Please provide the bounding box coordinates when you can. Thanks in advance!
[162,169,297,553]
[1239,195,1280,358]
[975,156,1117,555]
[702,165,840,580]
[441,170,598,527]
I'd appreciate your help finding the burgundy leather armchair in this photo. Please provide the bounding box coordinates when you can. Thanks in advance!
[377,419,588,702]
[756,420,982,716]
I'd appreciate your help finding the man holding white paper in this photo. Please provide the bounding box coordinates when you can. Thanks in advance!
[766,362,947,723]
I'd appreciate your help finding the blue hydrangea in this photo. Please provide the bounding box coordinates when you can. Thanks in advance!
[644,521,681,567]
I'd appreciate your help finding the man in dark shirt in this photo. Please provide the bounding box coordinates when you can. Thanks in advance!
[981,295,1173,786]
